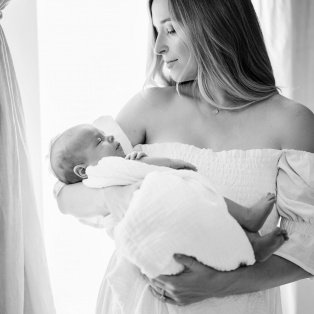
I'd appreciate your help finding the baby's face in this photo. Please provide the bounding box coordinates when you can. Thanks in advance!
[72,125,125,165]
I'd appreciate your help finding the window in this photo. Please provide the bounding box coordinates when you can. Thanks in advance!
[37,1,148,313]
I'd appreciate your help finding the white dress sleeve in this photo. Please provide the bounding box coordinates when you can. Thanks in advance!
[274,150,314,275]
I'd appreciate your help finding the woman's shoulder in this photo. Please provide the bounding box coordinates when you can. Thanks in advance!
[118,86,175,114]
[266,94,314,152]
[116,87,176,146]
[141,86,177,106]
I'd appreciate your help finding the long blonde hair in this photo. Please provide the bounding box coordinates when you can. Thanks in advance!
[145,0,279,109]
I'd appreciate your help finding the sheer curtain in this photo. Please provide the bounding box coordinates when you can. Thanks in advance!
[252,1,314,314]
[252,0,314,111]
[0,1,55,313]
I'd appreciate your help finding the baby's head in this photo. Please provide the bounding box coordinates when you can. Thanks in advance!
[50,124,125,184]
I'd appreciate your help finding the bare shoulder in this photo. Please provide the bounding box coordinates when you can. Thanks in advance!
[268,94,314,152]
[140,86,177,108]
[116,87,175,146]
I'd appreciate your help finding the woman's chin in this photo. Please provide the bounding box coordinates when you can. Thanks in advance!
[169,72,196,84]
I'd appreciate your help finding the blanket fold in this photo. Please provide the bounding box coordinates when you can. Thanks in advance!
[85,157,255,278]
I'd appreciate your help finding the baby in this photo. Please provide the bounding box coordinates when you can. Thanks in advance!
[50,124,288,276]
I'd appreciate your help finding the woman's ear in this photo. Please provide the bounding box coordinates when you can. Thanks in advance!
[73,164,88,179]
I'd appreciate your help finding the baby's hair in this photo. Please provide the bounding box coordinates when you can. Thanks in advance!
[49,130,87,184]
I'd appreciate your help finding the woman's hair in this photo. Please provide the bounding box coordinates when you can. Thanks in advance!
[145,0,279,109]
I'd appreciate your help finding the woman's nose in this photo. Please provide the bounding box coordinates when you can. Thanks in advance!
[153,33,168,55]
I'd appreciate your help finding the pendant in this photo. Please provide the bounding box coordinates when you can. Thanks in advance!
[213,108,219,115]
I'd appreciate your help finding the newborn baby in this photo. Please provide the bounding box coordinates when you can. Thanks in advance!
[50,124,288,277]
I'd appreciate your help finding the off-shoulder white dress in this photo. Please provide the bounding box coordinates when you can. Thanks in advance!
[94,142,314,314]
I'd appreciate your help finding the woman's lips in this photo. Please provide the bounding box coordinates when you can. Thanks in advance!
[165,60,177,68]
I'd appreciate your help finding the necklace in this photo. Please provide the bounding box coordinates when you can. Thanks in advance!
[205,93,277,116]
[212,99,261,115]
[213,108,220,115]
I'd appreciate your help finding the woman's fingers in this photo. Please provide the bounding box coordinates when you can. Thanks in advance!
[145,254,222,305]
[142,273,166,290]
[149,286,178,304]
[151,273,173,286]
[173,254,198,270]
[143,273,178,304]
[151,278,166,290]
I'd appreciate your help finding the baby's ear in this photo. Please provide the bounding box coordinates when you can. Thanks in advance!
[73,164,88,179]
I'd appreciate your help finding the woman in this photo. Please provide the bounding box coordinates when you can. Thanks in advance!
[57,0,314,313]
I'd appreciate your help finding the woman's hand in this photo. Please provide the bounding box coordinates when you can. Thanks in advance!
[145,254,231,306]
[146,254,312,306]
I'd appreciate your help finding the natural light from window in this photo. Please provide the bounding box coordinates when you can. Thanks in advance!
[37,1,148,313]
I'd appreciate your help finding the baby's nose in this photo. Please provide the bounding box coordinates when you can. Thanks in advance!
[107,135,114,143]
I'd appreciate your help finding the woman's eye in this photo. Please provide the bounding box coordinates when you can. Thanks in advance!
[167,29,176,35]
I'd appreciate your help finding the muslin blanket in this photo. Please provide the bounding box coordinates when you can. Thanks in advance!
[84,156,255,278]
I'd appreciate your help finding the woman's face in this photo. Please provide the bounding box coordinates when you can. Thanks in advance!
[151,0,197,82]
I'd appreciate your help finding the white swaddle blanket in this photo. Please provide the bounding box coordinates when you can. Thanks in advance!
[84,156,255,278]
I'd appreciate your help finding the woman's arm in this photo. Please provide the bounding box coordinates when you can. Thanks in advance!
[116,91,150,146]
[57,183,110,217]
[57,182,140,218]
[276,101,314,152]
[149,254,311,306]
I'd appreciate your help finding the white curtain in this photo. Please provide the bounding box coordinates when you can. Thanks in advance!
[0,1,55,313]
[252,1,314,314]
[252,0,314,111]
